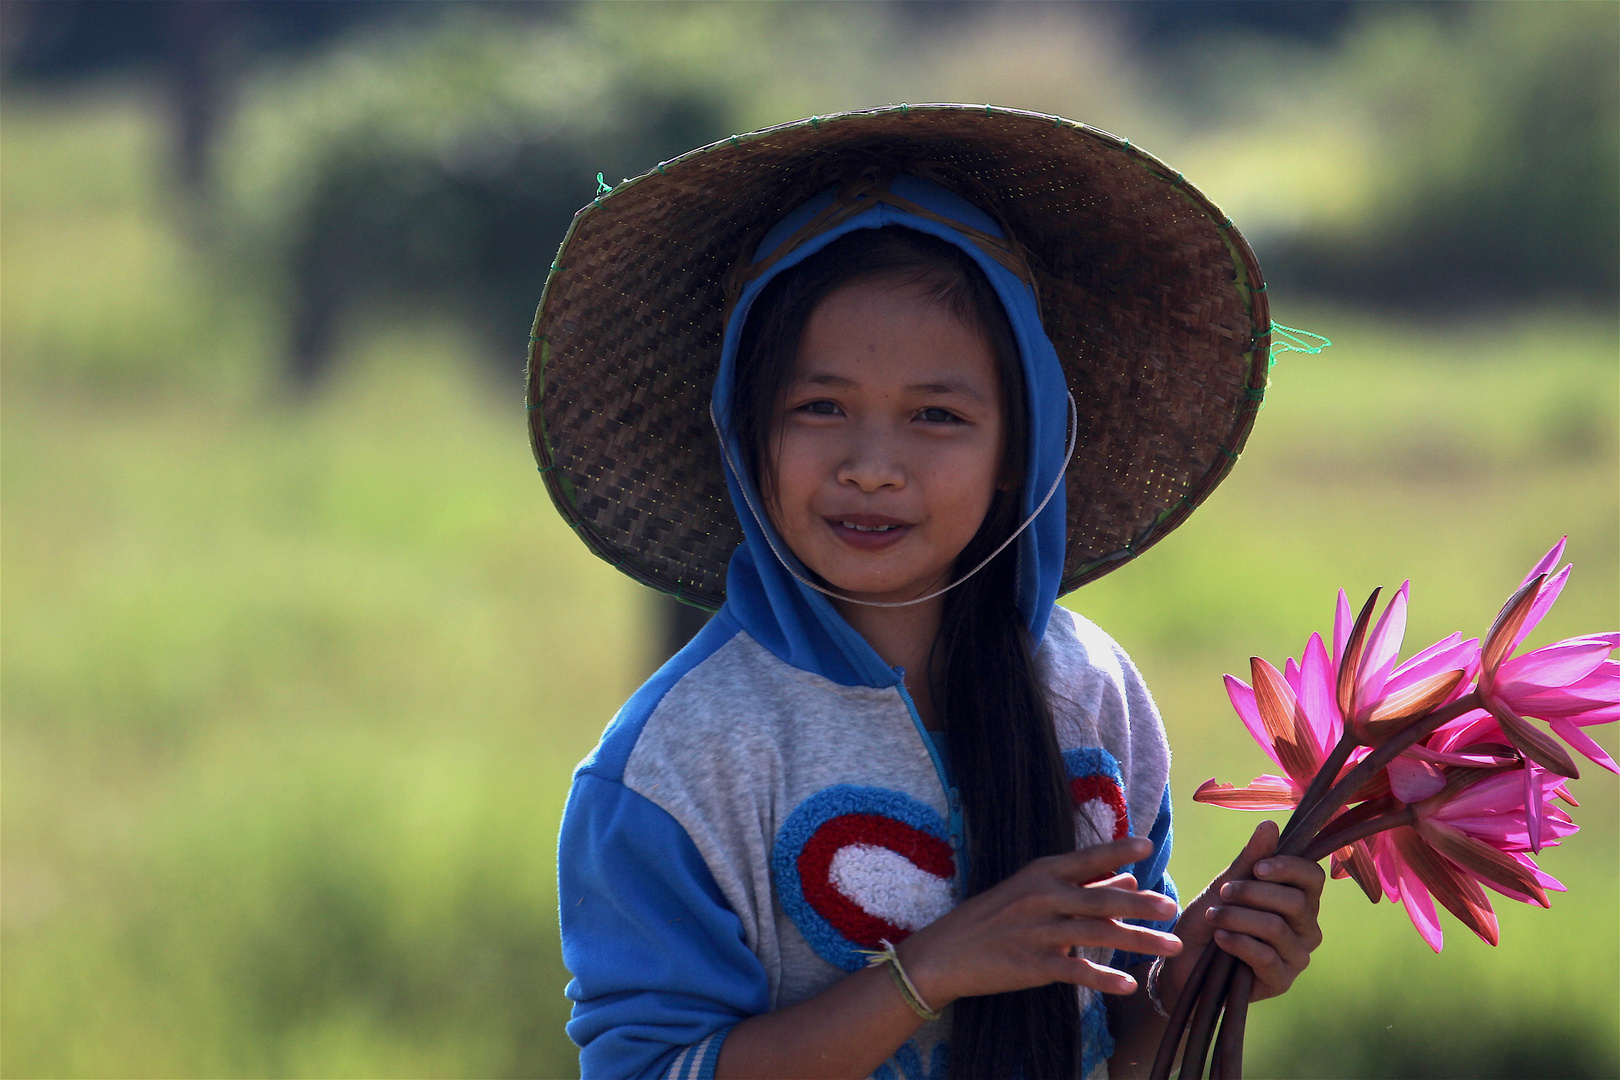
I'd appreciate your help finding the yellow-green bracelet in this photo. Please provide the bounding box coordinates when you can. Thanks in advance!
[860,939,942,1023]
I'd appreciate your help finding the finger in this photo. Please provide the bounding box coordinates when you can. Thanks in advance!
[1225,821,1280,882]
[1218,880,1320,943]
[1044,953,1140,996]
[1051,885,1179,924]
[1044,917,1184,959]
[1183,822,1280,923]
[1084,872,1140,892]
[1211,929,1290,996]
[1254,854,1327,900]
[1051,839,1156,884]
[1208,905,1310,972]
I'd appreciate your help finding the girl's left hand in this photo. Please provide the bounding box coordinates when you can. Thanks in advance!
[1163,820,1325,1003]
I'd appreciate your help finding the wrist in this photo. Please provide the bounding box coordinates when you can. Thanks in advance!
[1155,947,1197,1010]
[894,935,957,1012]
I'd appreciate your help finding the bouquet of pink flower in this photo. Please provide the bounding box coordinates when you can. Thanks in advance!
[1152,539,1619,1079]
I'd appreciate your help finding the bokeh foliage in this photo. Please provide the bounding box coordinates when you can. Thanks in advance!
[3,3,1616,1078]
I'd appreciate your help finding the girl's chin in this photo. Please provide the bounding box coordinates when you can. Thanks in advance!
[811,564,952,607]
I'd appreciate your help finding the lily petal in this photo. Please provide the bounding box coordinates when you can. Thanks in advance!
[1357,582,1410,708]
[1416,817,1549,906]
[1362,669,1468,740]
[1251,657,1320,784]
[1225,674,1286,772]
[1338,588,1382,718]
[1496,640,1613,695]
[1515,563,1572,653]
[1482,574,1546,678]
[1548,718,1619,774]
[1405,743,1517,768]
[1388,754,1447,802]
[1297,632,1343,759]
[1192,775,1299,810]
[1333,588,1354,669]
[1519,537,1567,589]
[1396,828,1499,948]
[1486,698,1580,779]
[1390,829,1446,951]
[1336,840,1382,903]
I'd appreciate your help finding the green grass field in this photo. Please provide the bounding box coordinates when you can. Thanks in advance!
[3,93,1615,1079]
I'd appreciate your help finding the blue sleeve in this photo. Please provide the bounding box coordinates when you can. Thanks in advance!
[560,771,771,1079]
[1112,782,1178,971]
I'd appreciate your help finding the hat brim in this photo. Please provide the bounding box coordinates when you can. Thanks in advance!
[527,104,1271,611]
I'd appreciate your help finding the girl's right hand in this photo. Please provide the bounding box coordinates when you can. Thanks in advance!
[895,838,1181,1007]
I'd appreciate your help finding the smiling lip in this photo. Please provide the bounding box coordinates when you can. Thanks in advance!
[825,515,912,552]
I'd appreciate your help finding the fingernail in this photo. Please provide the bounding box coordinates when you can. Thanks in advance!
[1255,860,1274,877]
[1219,883,1234,899]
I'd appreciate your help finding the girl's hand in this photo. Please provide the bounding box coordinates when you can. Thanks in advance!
[1165,820,1325,1003]
[896,838,1183,1007]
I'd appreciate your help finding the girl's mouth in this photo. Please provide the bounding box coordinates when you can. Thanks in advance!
[826,516,912,551]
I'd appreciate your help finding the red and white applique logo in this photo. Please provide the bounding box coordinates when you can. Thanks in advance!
[773,787,956,971]
[1065,747,1131,842]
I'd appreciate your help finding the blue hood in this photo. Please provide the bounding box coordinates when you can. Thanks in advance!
[710,175,1071,689]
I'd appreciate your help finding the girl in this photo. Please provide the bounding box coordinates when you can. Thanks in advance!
[532,108,1325,1079]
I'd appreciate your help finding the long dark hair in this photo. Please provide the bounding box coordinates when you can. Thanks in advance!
[734,227,1082,1080]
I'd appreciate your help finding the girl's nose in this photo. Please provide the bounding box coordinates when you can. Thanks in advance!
[835,428,906,493]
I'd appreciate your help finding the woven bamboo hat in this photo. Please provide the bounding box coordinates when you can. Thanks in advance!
[527,104,1271,611]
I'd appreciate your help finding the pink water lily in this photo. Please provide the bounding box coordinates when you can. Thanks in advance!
[1362,768,1574,952]
[1196,538,1614,941]
[1441,539,1620,848]
[1163,542,1614,1080]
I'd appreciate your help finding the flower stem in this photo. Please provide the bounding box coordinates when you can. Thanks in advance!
[1179,952,1237,1080]
[1149,942,1219,1079]
[1279,729,1360,847]
[1214,965,1253,1080]
[1276,690,1482,859]
[1299,805,1416,862]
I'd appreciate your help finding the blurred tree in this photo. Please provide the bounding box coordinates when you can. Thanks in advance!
[1262,2,1619,310]
[0,0,431,212]
[215,6,740,386]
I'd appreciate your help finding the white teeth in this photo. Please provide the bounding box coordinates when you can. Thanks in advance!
[841,522,899,532]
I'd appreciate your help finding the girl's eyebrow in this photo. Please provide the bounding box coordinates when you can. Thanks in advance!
[794,372,989,400]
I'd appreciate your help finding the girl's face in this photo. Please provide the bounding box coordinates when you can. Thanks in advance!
[766,276,1006,605]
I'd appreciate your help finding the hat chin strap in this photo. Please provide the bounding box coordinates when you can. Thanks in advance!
[711,391,1076,609]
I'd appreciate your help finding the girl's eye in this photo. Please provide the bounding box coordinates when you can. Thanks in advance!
[797,399,842,416]
[915,406,963,424]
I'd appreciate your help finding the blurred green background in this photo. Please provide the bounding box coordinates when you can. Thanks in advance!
[2,3,1615,1077]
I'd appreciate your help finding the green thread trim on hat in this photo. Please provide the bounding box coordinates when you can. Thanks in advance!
[594,172,612,207]
[984,103,993,116]
[536,461,555,472]
[1252,281,1267,292]
[656,163,668,175]
[549,263,565,273]
[1268,322,1332,362]
[1243,386,1267,401]
[1221,447,1242,461]
[1122,138,1131,149]
[900,103,910,115]
[808,117,821,129]
[1217,217,1233,229]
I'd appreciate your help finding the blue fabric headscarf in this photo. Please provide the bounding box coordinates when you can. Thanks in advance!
[710,175,1072,689]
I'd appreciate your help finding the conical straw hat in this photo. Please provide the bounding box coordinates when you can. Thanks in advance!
[527,104,1271,611]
